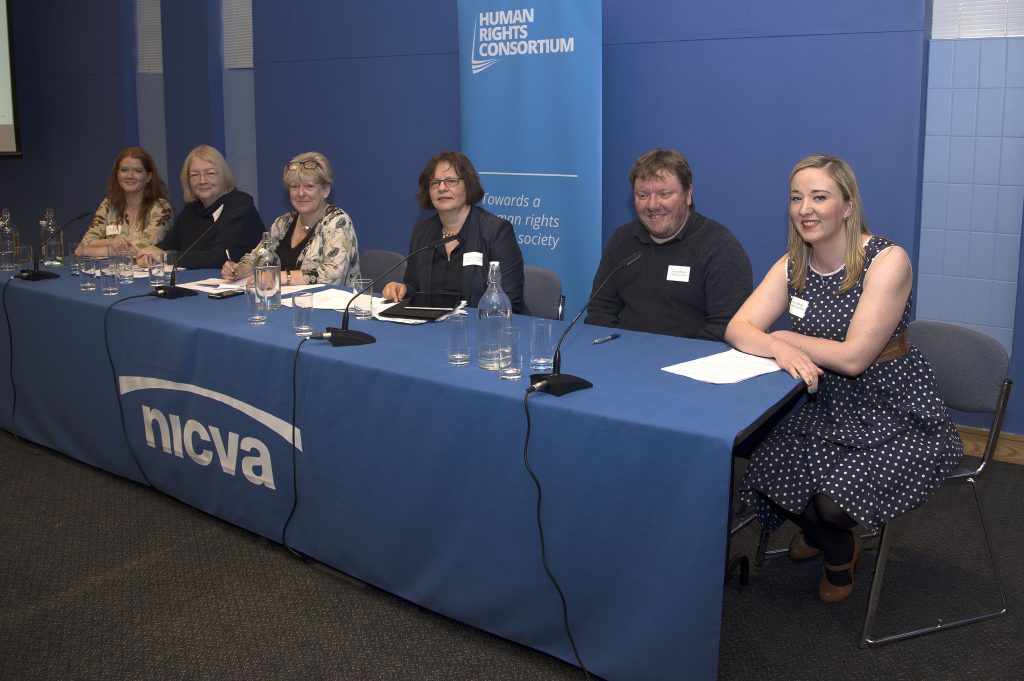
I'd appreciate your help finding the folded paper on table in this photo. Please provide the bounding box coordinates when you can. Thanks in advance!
[662,349,781,384]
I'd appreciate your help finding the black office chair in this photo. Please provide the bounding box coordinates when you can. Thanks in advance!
[360,250,406,285]
[858,319,1011,647]
[524,265,564,320]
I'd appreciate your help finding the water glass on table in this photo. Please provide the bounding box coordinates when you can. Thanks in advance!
[292,292,313,337]
[99,258,119,296]
[15,245,32,271]
[148,252,166,287]
[498,326,523,381]
[79,256,97,291]
[115,249,134,285]
[446,315,470,366]
[66,242,80,275]
[352,278,373,319]
[529,318,554,371]
[247,281,267,326]
[162,250,177,279]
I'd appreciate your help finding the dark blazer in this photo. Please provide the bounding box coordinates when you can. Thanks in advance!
[157,189,264,269]
[401,205,528,313]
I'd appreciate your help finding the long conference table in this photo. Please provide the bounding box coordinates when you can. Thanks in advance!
[0,269,799,681]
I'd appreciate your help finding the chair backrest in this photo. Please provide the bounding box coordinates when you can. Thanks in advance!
[909,320,1008,413]
[524,265,564,320]
[360,250,406,285]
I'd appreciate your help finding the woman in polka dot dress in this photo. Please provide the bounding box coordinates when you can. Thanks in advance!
[725,155,963,603]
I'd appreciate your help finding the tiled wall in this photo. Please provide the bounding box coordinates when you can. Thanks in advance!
[918,38,1024,354]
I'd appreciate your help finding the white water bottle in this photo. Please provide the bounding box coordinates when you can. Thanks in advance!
[39,208,62,266]
[0,209,15,271]
[254,231,281,310]
[477,261,511,370]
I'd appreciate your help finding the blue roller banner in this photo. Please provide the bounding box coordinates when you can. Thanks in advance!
[457,1,602,315]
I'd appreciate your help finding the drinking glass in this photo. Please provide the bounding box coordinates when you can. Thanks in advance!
[247,281,267,326]
[148,252,166,287]
[15,245,32,271]
[99,258,119,296]
[79,256,97,291]
[446,315,470,366]
[352,278,373,319]
[66,242,80,275]
[530,319,554,371]
[498,326,523,381]
[292,292,313,336]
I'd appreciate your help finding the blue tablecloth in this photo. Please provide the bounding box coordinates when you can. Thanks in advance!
[0,270,799,681]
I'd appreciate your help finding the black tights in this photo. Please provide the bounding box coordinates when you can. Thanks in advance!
[772,494,858,583]
[798,494,857,563]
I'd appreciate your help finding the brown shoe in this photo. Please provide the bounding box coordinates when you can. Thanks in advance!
[818,533,863,603]
[788,530,822,561]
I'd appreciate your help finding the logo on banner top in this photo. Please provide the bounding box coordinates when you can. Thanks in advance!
[118,376,301,490]
[470,7,575,74]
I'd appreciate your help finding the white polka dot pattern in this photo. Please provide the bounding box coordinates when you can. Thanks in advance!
[741,236,964,532]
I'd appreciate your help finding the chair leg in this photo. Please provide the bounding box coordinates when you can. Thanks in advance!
[859,523,892,648]
[754,528,769,567]
[859,479,1007,648]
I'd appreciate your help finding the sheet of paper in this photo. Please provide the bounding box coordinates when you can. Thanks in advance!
[179,278,239,294]
[280,288,379,311]
[662,349,781,384]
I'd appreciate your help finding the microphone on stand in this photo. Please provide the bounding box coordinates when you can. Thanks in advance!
[151,213,226,299]
[314,233,459,346]
[19,211,92,281]
[529,251,642,397]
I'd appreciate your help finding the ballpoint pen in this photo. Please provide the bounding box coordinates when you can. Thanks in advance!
[592,333,620,345]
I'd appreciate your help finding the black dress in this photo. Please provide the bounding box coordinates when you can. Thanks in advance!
[741,236,963,532]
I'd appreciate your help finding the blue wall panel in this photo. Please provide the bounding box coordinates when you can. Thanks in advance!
[601,11,927,281]
[252,3,461,251]
[161,0,224,200]
[0,0,128,248]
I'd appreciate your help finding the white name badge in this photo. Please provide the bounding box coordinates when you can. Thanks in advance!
[789,296,809,318]
[105,224,121,236]
[666,265,690,283]
[463,251,484,267]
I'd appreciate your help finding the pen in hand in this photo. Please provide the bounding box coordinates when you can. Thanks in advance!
[222,249,239,281]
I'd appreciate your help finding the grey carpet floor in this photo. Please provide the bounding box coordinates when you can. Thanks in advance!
[2,431,1021,680]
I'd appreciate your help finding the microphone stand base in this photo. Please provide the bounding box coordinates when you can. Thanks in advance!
[325,327,376,346]
[151,285,198,299]
[19,269,59,281]
[530,373,593,397]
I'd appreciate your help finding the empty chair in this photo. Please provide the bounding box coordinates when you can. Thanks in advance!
[524,265,564,320]
[360,250,406,286]
[859,320,1011,647]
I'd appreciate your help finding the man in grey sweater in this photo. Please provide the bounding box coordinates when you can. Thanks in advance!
[585,149,752,341]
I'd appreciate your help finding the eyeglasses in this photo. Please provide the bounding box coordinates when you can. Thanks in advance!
[188,170,219,181]
[286,159,322,172]
[429,178,463,189]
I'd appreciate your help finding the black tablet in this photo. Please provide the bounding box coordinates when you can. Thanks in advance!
[379,292,462,320]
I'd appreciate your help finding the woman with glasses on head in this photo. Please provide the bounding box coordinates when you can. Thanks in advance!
[221,151,361,286]
[381,151,528,313]
[138,144,264,269]
[77,147,174,257]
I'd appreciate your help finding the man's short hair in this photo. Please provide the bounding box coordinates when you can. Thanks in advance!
[628,149,693,191]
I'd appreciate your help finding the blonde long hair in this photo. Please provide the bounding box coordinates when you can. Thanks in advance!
[786,154,870,293]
